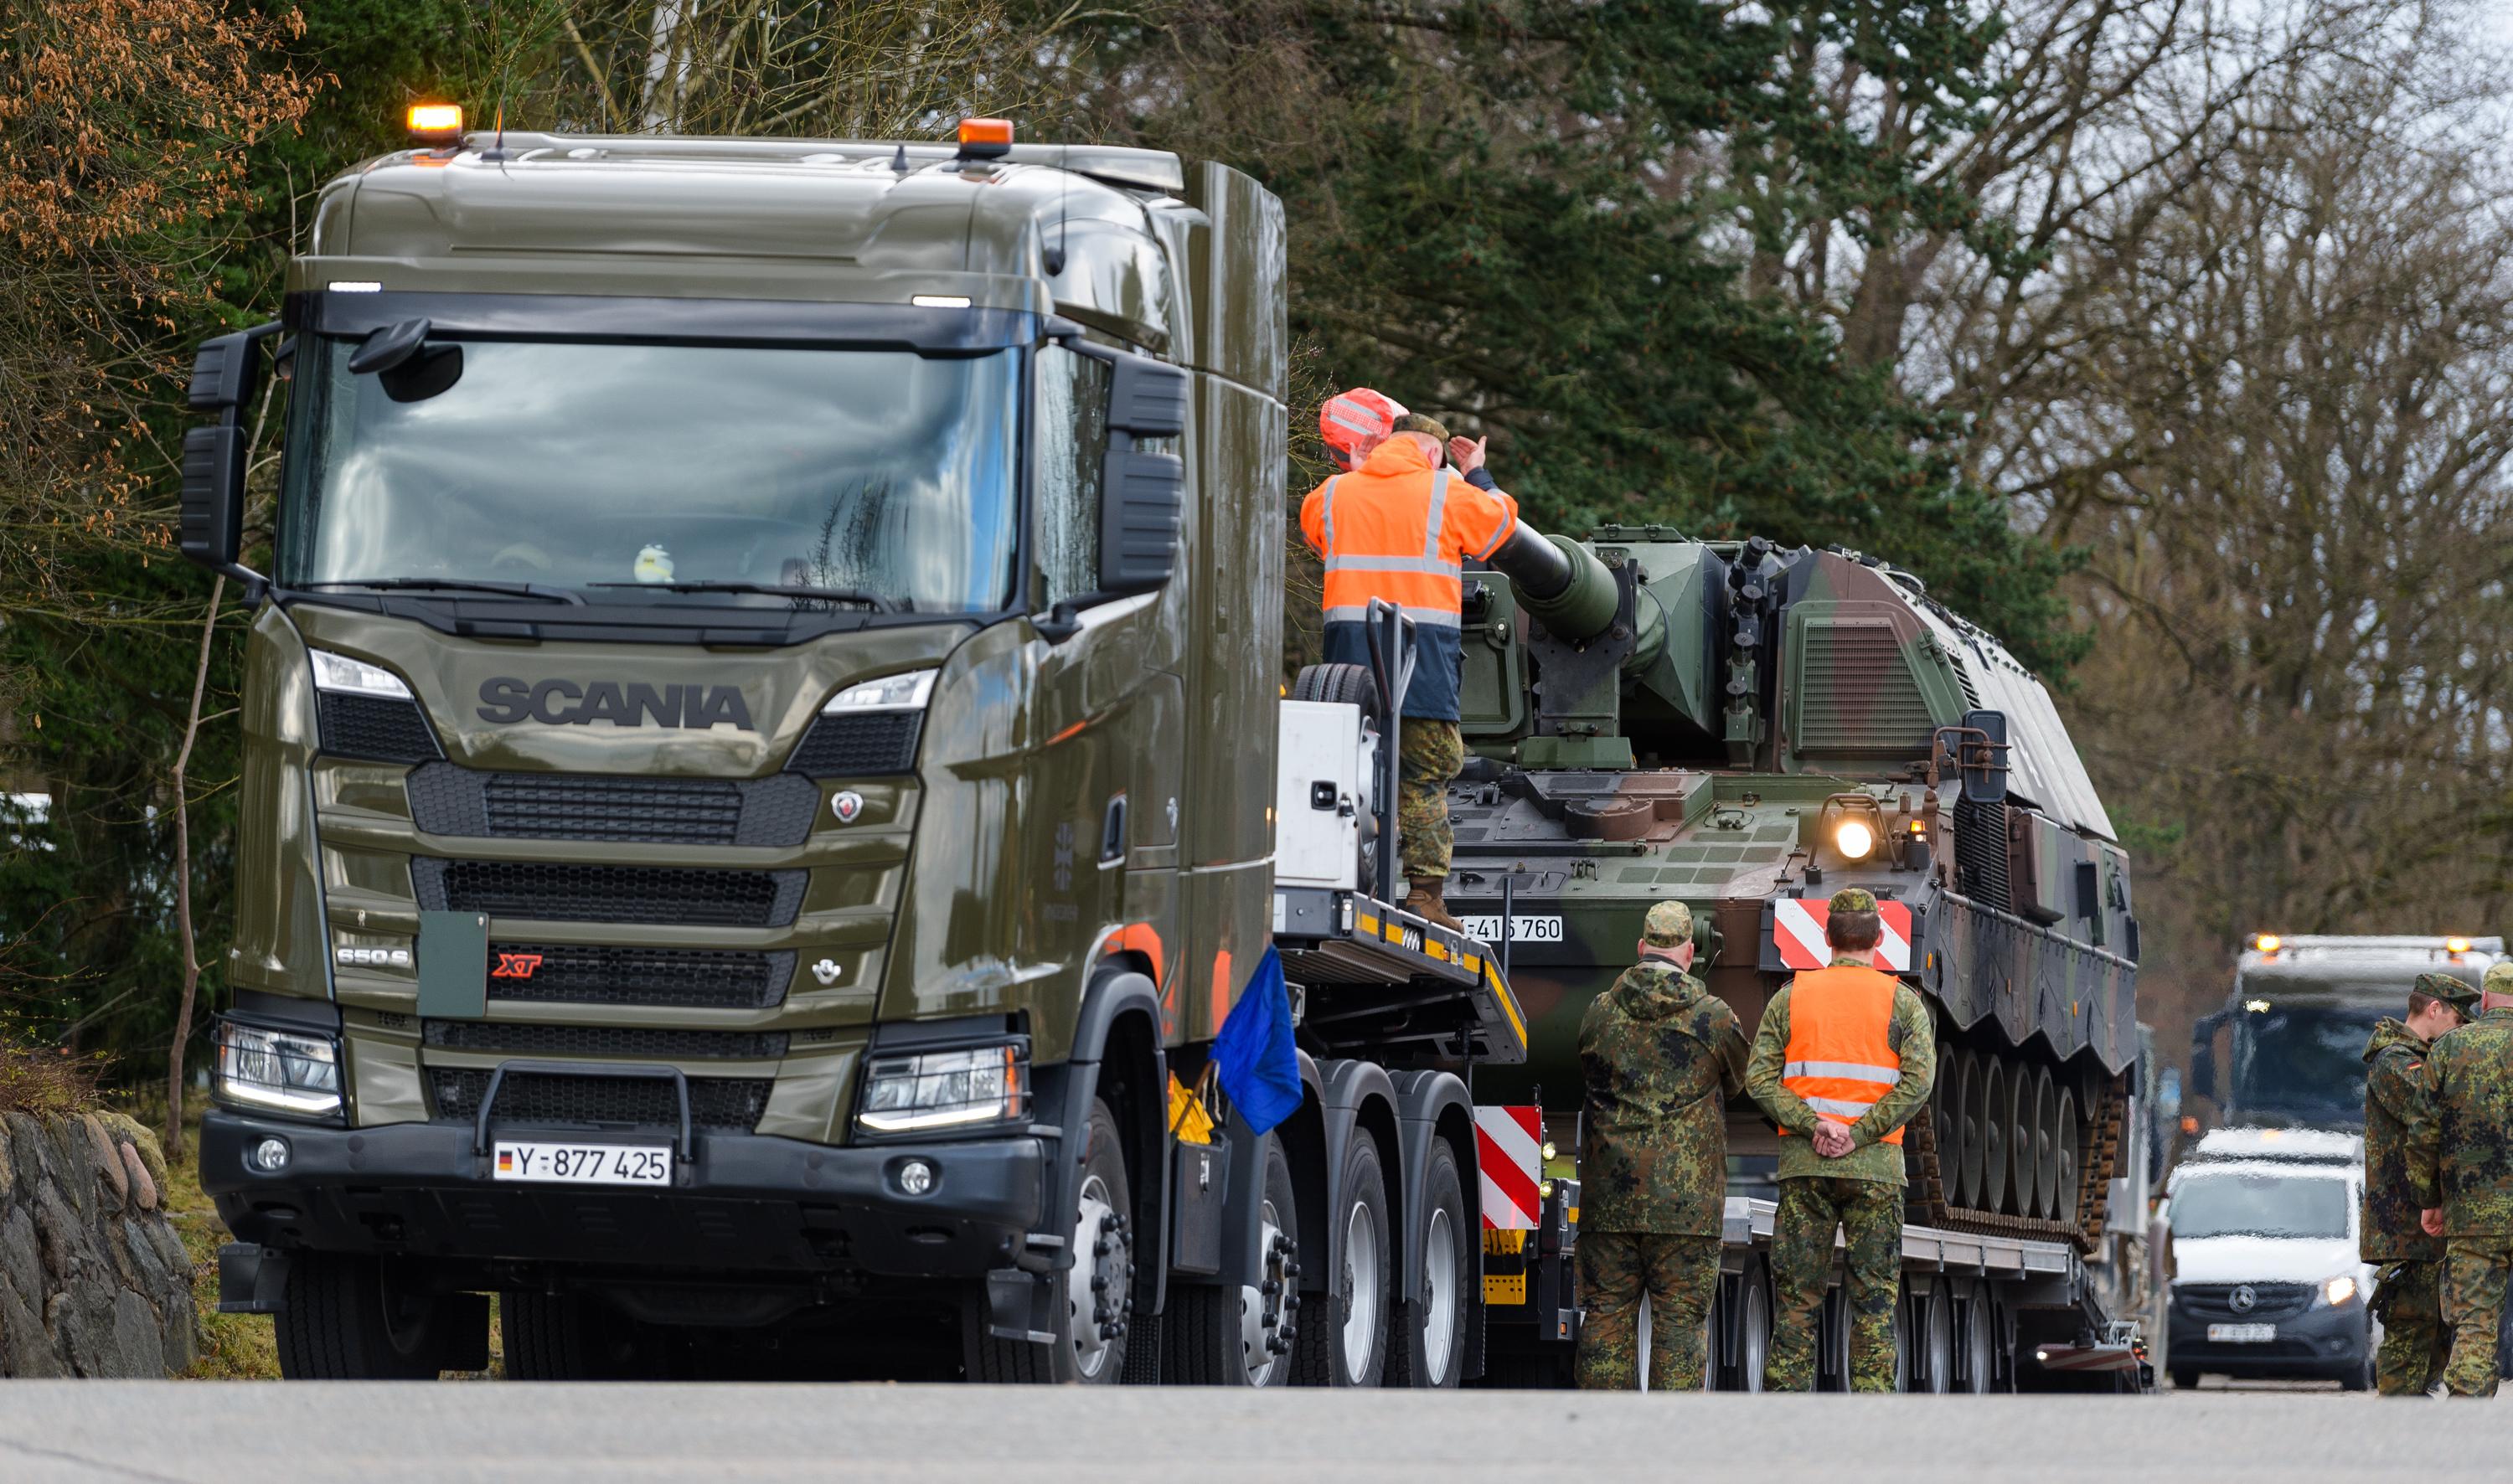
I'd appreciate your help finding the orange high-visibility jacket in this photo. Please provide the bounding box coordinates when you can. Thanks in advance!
[1298,437,1520,631]
[1778,965,1907,1146]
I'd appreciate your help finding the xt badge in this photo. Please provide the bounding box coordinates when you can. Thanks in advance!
[811,958,843,986]
[830,791,864,824]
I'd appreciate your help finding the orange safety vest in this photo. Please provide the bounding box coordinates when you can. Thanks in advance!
[1778,965,1907,1146]
[1298,438,1518,630]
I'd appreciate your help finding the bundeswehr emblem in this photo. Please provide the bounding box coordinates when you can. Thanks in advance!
[830,791,864,823]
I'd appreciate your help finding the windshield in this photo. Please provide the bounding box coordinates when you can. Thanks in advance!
[2229,1001,2388,1129]
[278,338,1021,612]
[2170,1170,2350,1239]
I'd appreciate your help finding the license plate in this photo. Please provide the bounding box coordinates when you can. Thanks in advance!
[493,1141,672,1187]
[1459,915,1564,944]
[2207,1322,2275,1343]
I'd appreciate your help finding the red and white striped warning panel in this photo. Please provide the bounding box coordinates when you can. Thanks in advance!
[1474,1105,1544,1229]
[1771,898,1913,971]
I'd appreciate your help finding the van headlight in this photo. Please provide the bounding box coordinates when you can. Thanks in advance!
[214,1021,343,1120]
[2318,1274,2359,1308]
[856,1043,1027,1134]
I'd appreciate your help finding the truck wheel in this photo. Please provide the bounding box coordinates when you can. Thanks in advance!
[1166,1132,1299,1385]
[2169,1367,2199,1390]
[1957,1279,1997,1393]
[969,1096,1133,1384]
[1732,1258,1772,1391]
[1386,1137,1468,1388]
[502,1291,648,1379]
[1296,1128,1391,1387]
[274,1252,450,1379]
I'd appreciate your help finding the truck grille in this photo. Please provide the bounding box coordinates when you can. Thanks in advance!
[317,693,442,765]
[405,764,819,848]
[422,1022,790,1060]
[483,945,792,1010]
[2174,1282,2314,1322]
[787,712,920,775]
[411,858,806,927]
[428,1067,771,1133]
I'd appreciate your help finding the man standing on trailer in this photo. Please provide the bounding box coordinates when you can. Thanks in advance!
[2361,971,2471,1394]
[1300,390,1520,932]
[1747,888,1936,1391]
[1574,899,1750,1390]
[2411,958,2513,1396]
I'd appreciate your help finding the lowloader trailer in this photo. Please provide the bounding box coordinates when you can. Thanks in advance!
[188,107,2138,1387]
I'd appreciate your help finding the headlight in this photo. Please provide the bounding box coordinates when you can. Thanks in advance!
[857,1043,1027,1133]
[308,648,413,699]
[214,1021,343,1119]
[2319,1274,2359,1308]
[823,668,937,714]
[1834,818,1876,860]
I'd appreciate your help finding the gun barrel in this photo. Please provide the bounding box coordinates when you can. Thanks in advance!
[1488,526,1619,641]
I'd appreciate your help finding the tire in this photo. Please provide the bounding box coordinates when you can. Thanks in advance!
[1166,1132,1299,1386]
[2169,1368,2199,1390]
[1815,1283,1853,1392]
[1957,1280,1998,1394]
[502,1291,647,1380]
[1919,1284,1954,1394]
[968,1097,1134,1384]
[1292,663,1384,724]
[275,1252,459,1379]
[1386,1138,1468,1389]
[1297,1128,1391,1387]
[1733,1259,1772,1392]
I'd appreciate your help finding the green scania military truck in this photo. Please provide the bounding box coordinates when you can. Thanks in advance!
[188,110,1546,1385]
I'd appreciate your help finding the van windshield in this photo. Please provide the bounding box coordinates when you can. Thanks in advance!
[2170,1170,2350,1240]
[277,338,1021,613]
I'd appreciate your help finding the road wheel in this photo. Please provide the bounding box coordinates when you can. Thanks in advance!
[2169,1368,2199,1390]
[1166,1132,1299,1386]
[503,1291,650,1379]
[1297,1128,1391,1386]
[275,1253,465,1379]
[1815,1284,1853,1392]
[1733,1259,1773,1392]
[1953,1049,1983,1208]
[2054,1085,2082,1224]
[968,1096,1133,1384]
[1979,1059,2010,1214]
[1386,1137,1468,1389]
[2031,1066,2061,1220]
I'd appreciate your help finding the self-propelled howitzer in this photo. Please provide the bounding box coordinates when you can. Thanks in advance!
[1448,528,2140,1241]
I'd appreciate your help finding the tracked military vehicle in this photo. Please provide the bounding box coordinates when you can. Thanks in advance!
[1437,528,2141,1245]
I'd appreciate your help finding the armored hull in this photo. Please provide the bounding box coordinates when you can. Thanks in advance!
[1434,529,2138,1243]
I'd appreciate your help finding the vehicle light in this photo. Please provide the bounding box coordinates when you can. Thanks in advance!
[406,103,464,145]
[1540,1141,1558,1162]
[2253,933,2281,953]
[956,116,1014,157]
[911,294,973,309]
[2244,998,2271,1013]
[214,1022,343,1120]
[823,668,937,714]
[249,1137,292,1173]
[328,281,382,293]
[2320,1275,2358,1307]
[2180,1116,2199,1135]
[1907,818,1926,835]
[897,1159,936,1196]
[1834,818,1876,861]
[2446,935,2472,955]
[857,1043,1026,1133]
[309,648,414,699]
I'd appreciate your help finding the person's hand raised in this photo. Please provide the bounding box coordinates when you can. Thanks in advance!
[1448,435,1487,474]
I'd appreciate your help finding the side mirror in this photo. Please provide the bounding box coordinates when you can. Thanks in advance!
[181,324,281,575]
[2189,1010,2226,1102]
[1957,708,2010,805]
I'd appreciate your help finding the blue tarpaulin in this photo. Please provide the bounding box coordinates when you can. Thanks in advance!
[1213,946,1303,1136]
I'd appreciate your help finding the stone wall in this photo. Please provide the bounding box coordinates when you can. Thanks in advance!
[0,1110,198,1377]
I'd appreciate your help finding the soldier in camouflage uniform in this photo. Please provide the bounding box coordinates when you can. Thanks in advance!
[1747,888,1936,1392]
[1574,899,1750,1390]
[2362,971,2473,1395]
[2409,958,2513,1396]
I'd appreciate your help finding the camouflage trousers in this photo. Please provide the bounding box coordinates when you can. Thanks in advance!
[2371,1258,2448,1396]
[1396,719,1464,881]
[2443,1239,2513,1397]
[1576,1231,1722,1391]
[1766,1176,1903,1392]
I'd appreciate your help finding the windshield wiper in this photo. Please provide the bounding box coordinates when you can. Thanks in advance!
[302,578,585,605]
[586,580,900,614]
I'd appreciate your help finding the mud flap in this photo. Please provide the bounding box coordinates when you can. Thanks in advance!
[984,1267,1057,1344]
[216,1243,291,1315]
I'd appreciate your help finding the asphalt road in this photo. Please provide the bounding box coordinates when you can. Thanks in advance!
[0,1383,2506,1483]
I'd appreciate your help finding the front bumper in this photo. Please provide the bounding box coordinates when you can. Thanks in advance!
[200,1107,1044,1281]
[2166,1293,2368,1380]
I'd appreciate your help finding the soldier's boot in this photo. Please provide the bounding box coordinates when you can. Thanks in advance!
[1405,878,1464,933]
